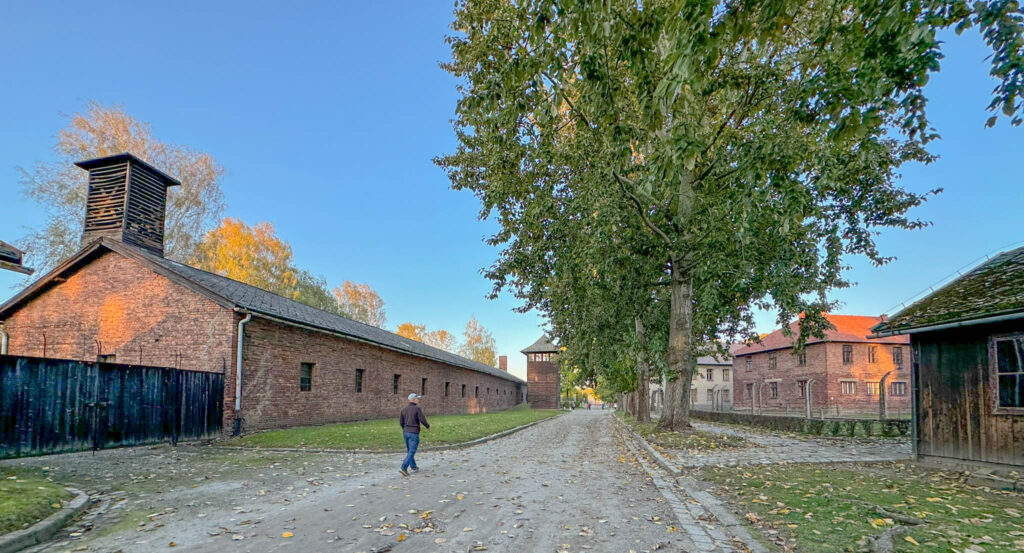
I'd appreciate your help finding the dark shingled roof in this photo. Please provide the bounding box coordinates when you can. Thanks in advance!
[521,334,559,354]
[873,245,1024,335]
[0,239,523,384]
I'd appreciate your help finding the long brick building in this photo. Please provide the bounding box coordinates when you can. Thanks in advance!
[733,314,910,416]
[0,153,525,433]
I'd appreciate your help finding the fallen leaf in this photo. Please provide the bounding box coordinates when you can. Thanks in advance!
[905,536,920,546]
[281,532,293,538]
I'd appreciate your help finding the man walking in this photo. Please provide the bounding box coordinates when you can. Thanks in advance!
[399,393,429,476]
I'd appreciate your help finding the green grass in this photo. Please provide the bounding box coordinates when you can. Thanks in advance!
[227,405,560,451]
[702,462,1024,552]
[0,468,71,535]
[618,412,754,453]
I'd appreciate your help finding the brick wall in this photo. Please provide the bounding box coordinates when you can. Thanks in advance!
[234,317,524,431]
[0,251,235,373]
[733,342,910,414]
[1,249,526,434]
[526,358,559,409]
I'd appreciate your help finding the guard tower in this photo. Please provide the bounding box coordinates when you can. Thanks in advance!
[522,335,560,409]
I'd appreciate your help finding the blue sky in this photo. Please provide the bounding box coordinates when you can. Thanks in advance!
[0,3,1021,379]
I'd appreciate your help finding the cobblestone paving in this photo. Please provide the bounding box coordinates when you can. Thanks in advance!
[9,410,685,553]
[669,421,912,468]
[620,430,750,553]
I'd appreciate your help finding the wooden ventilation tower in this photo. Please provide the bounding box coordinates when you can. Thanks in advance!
[77,153,180,257]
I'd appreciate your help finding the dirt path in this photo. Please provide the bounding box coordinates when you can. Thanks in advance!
[8,410,691,553]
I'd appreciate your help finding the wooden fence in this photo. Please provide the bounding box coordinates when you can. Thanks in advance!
[0,355,223,458]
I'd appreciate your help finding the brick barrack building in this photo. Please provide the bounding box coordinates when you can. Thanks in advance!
[733,314,910,416]
[0,153,525,433]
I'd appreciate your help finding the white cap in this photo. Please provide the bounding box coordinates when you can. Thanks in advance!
[408,393,421,401]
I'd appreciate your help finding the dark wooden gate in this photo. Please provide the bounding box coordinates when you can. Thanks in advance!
[0,355,223,458]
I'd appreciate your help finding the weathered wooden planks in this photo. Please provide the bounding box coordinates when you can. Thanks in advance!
[0,354,222,459]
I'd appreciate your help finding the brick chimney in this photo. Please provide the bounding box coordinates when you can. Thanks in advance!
[77,153,180,257]
[499,355,508,371]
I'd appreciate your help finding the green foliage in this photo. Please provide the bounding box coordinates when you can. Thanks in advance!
[437,0,1024,422]
[227,405,557,451]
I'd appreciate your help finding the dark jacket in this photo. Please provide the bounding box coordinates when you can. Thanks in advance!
[399,403,430,434]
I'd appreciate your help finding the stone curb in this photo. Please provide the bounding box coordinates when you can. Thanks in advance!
[613,415,770,553]
[673,476,771,553]
[611,414,681,476]
[0,488,89,553]
[204,413,566,455]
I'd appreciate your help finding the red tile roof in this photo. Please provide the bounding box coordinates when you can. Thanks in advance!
[733,314,908,356]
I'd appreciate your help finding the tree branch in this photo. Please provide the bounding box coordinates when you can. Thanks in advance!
[613,171,673,246]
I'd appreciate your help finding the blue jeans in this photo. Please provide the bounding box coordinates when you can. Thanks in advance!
[401,431,420,471]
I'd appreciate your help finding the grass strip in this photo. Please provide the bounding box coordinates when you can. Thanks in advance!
[227,404,559,451]
[0,468,71,535]
[617,412,754,454]
[702,462,1024,552]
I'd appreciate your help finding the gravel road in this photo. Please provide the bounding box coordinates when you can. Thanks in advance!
[9,410,685,553]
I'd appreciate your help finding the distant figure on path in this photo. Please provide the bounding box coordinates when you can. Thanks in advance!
[399,393,429,476]
[587,402,591,410]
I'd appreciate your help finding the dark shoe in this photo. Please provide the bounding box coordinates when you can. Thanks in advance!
[399,469,409,477]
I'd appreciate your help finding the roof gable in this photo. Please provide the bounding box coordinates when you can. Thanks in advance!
[873,246,1024,335]
[734,313,907,356]
[521,334,559,354]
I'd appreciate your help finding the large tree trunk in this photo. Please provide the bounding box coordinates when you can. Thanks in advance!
[635,316,651,423]
[658,264,695,431]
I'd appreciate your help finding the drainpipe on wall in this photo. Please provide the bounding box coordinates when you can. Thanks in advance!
[0,326,8,355]
[233,312,252,436]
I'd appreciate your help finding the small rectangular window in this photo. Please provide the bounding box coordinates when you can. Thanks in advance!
[892,347,904,366]
[768,382,779,398]
[722,369,730,380]
[745,382,753,400]
[745,357,752,370]
[890,381,907,397]
[393,374,400,394]
[866,381,880,396]
[798,350,807,366]
[797,379,807,398]
[706,368,713,381]
[842,344,853,364]
[97,354,116,363]
[706,389,714,401]
[868,346,877,363]
[355,369,364,393]
[421,377,428,396]
[768,352,777,370]
[300,363,314,392]
[461,384,466,397]
[475,386,479,398]
[840,381,856,395]
[721,389,730,402]
[445,382,451,396]
[995,338,1024,408]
